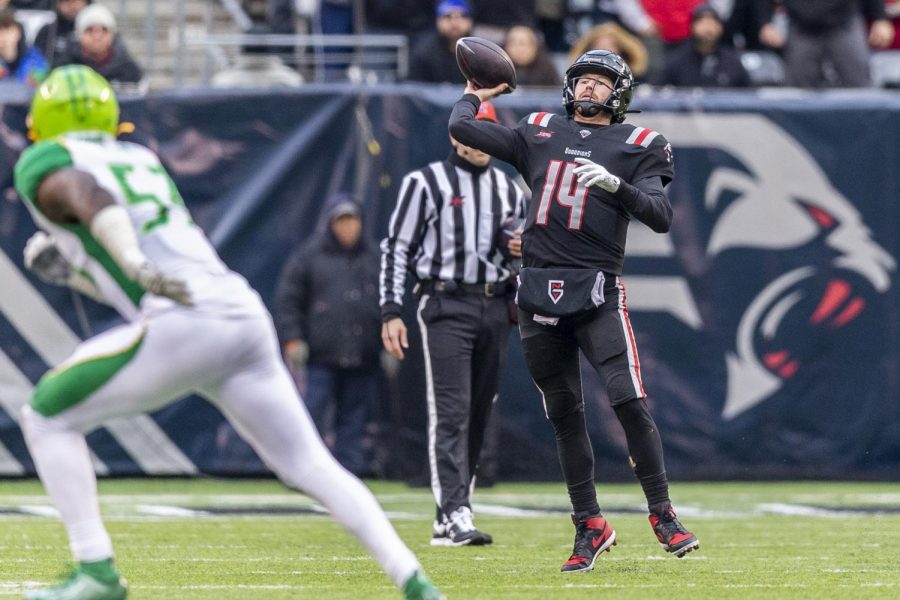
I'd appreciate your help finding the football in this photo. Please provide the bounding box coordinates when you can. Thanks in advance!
[455,36,517,92]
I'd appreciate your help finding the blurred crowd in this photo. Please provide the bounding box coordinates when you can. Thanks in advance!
[1,0,143,91]
[2,0,899,91]
[253,0,900,89]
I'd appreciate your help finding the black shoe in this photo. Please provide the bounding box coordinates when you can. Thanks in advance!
[649,503,699,557]
[560,512,616,573]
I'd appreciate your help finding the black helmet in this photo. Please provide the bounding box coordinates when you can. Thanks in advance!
[563,50,634,123]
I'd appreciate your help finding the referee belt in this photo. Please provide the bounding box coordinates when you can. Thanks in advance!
[417,279,510,298]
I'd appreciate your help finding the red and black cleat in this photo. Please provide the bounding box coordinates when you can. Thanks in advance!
[560,513,617,573]
[649,504,699,557]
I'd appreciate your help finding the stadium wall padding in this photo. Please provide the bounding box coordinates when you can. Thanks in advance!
[1,85,899,481]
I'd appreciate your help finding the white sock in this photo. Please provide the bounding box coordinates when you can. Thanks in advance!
[293,458,421,588]
[216,376,421,589]
[21,407,113,562]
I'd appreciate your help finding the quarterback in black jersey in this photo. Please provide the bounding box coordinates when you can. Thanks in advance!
[449,49,699,571]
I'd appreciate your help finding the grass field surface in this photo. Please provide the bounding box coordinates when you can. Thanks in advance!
[1,479,899,599]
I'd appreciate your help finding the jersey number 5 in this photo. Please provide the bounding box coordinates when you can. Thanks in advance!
[535,160,588,231]
[108,163,188,234]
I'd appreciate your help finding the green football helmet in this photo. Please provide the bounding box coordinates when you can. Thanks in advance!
[28,65,120,141]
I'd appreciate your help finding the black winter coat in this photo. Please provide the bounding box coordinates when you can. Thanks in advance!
[655,42,751,88]
[274,231,382,369]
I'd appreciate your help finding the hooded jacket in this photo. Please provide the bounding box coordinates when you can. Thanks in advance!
[274,207,382,369]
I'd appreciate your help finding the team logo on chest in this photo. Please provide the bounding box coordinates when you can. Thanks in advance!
[579,129,591,139]
[548,280,564,304]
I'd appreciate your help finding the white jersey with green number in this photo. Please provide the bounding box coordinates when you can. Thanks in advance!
[14,133,262,320]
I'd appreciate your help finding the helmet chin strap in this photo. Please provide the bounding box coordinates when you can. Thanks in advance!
[573,100,608,118]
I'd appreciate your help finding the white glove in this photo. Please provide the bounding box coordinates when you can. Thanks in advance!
[573,157,621,193]
[23,231,71,286]
[133,261,192,305]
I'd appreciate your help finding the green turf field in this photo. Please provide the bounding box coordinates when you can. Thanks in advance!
[2,479,899,599]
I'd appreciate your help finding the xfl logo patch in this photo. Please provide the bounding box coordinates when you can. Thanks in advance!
[548,280,564,304]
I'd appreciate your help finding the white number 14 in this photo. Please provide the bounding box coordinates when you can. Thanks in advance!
[535,160,588,231]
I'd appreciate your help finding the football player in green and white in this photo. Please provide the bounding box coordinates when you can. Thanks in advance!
[15,66,444,600]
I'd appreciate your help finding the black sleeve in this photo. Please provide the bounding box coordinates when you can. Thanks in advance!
[613,176,673,234]
[448,94,525,170]
[274,245,312,344]
[756,0,775,25]
[861,0,888,21]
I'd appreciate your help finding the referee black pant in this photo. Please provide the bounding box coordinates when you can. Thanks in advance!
[415,290,511,519]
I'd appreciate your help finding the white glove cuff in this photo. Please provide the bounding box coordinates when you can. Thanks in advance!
[88,205,148,279]
[606,175,621,193]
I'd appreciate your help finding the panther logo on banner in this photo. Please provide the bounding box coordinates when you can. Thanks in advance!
[631,114,896,420]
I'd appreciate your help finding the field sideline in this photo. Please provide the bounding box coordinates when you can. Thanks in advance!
[2,479,899,599]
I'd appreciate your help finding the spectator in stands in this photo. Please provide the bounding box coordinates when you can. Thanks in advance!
[611,0,707,81]
[534,0,568,52]
[568,21,649,79]
[53,3,143,89]
[724,0,769,50]
[0,8,47,85]
[757,0,894,87]
[470,0,536,45]
[274,196,383,477]
[211,24,303,88]
[503,24,559,86]
[35,0,89,65]
[364,0,434,49]
[408,0,473,84]
[654,3,751,87]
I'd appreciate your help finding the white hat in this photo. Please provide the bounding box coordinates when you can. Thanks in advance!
[75,4,117,35]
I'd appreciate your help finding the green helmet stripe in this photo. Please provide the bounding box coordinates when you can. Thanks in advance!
[62,69,84,121]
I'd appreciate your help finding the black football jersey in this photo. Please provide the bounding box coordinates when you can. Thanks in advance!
[450,98,674,275]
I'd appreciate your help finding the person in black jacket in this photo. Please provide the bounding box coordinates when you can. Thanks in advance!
[52,3,143,89]
[275,196,383,476]
[407,0,472,83]
[34,0,90,66]
[655,4,751,88]
[757,0,894,87]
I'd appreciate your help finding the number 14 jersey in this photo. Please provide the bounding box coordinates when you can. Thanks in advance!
[450,98,674,275]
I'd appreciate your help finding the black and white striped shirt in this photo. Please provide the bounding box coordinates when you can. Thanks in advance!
[380,151,526,319]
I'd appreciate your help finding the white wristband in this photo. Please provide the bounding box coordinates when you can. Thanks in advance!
[88,205,148,279]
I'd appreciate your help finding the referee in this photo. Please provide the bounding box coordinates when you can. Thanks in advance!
[380,101,526,547]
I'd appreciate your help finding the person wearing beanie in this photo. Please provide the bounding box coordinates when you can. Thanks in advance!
[655,3,751,87]
[52,3,143,88]
[35,0,91,65]
[407,0,474,83]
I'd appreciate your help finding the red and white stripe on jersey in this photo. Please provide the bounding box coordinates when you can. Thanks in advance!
[616,277,647,398]
[527,112,554,127]
[625,126,659,147]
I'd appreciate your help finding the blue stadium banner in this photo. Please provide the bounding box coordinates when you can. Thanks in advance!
[1,87,898,480]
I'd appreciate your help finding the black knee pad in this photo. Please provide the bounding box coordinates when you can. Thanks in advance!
[613,397,654,430]
[547,403,585,441]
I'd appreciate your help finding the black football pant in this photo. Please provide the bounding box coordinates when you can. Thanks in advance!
[416,290,511,519]
[518,277,666,513]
